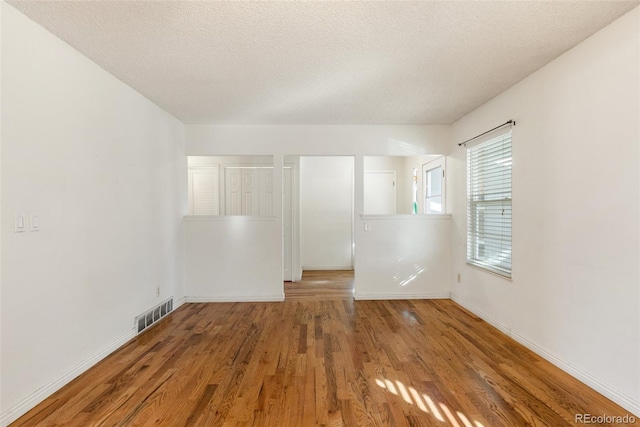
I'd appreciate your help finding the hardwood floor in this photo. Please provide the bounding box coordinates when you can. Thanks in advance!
[285,270,354,300]
[12,274,634,426]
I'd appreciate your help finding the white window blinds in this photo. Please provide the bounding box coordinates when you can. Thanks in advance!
[467,132,512,277]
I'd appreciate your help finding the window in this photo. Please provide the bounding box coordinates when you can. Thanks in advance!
[423,157,445,214]
[467,132,512,277]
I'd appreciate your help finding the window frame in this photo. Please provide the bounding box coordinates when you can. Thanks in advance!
[466,132,512,278]
[422,157,446,215]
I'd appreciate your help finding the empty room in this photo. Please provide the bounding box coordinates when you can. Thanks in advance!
[1,1,639,426]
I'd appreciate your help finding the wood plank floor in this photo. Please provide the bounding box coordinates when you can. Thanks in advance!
[285,270,354,300]
[12,273,635,426]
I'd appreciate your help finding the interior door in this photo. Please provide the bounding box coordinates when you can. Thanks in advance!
[241,169,260,215]
[225,168,242,215]
[364,170,396,214]
[259,168,274,216]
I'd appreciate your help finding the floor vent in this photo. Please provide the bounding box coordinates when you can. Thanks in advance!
[136,298,174,334]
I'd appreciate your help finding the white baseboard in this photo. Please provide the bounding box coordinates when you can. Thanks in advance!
[174,296,186,310]
[354,292,450,300]
[450,293,640,417]
[450,293,512,336]
[302,266,353,271]
[0,328,136,427]
[186,294,285,303]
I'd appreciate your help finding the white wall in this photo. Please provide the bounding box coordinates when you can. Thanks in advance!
[187,124,451,156]
[188,155,272,167]
[0,0,4,416]
[184,155,284,300]
[355,215,451,299]
[450,7,640,415]
[300,156,354,270]
[1,5,186,425]
[185,217,284,301]
[185,125,453,299]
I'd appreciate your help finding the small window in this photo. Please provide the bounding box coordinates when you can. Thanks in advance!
[422,157,445,214]
[466,132,512,277]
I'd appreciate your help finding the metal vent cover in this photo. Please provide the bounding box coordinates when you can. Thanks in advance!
[136,298,174,334]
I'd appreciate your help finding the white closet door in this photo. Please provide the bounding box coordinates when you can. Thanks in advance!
[189,167,219,215]
[225,168,243,215]
[241,169,260,216]
[260,168,274,217]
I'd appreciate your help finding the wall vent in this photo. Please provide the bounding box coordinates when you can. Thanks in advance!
[136,298,174,334]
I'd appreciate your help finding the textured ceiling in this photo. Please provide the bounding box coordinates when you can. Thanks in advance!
[7,1,639,125]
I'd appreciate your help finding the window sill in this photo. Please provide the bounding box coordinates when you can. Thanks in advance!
[465,262,513,281]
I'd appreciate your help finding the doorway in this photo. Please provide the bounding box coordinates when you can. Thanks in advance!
[299,156,355,271]
[285,156,354,297]
[285,270,354,300]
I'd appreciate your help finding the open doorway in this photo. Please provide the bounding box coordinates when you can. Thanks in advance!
[285,270,354,300]
[285,156,355,297]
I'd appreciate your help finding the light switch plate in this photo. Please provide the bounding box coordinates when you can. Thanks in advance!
[15,213,27,233]
[30,213,40,232]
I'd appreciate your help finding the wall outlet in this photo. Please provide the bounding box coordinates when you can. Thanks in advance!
[156,287,160,297]
[457,273,461,283]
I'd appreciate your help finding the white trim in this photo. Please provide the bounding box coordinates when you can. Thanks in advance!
[174,296,186,310]
[450,293,640,417]
[302,265,353,271]
[354,292,450,300]
[360,213,451,220]
[465,262,513,281]
[0,328,136,427]
[185,295,285,303]
[183,215,276,222]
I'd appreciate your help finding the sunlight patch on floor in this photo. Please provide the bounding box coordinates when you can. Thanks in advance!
[375,377,484,427]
